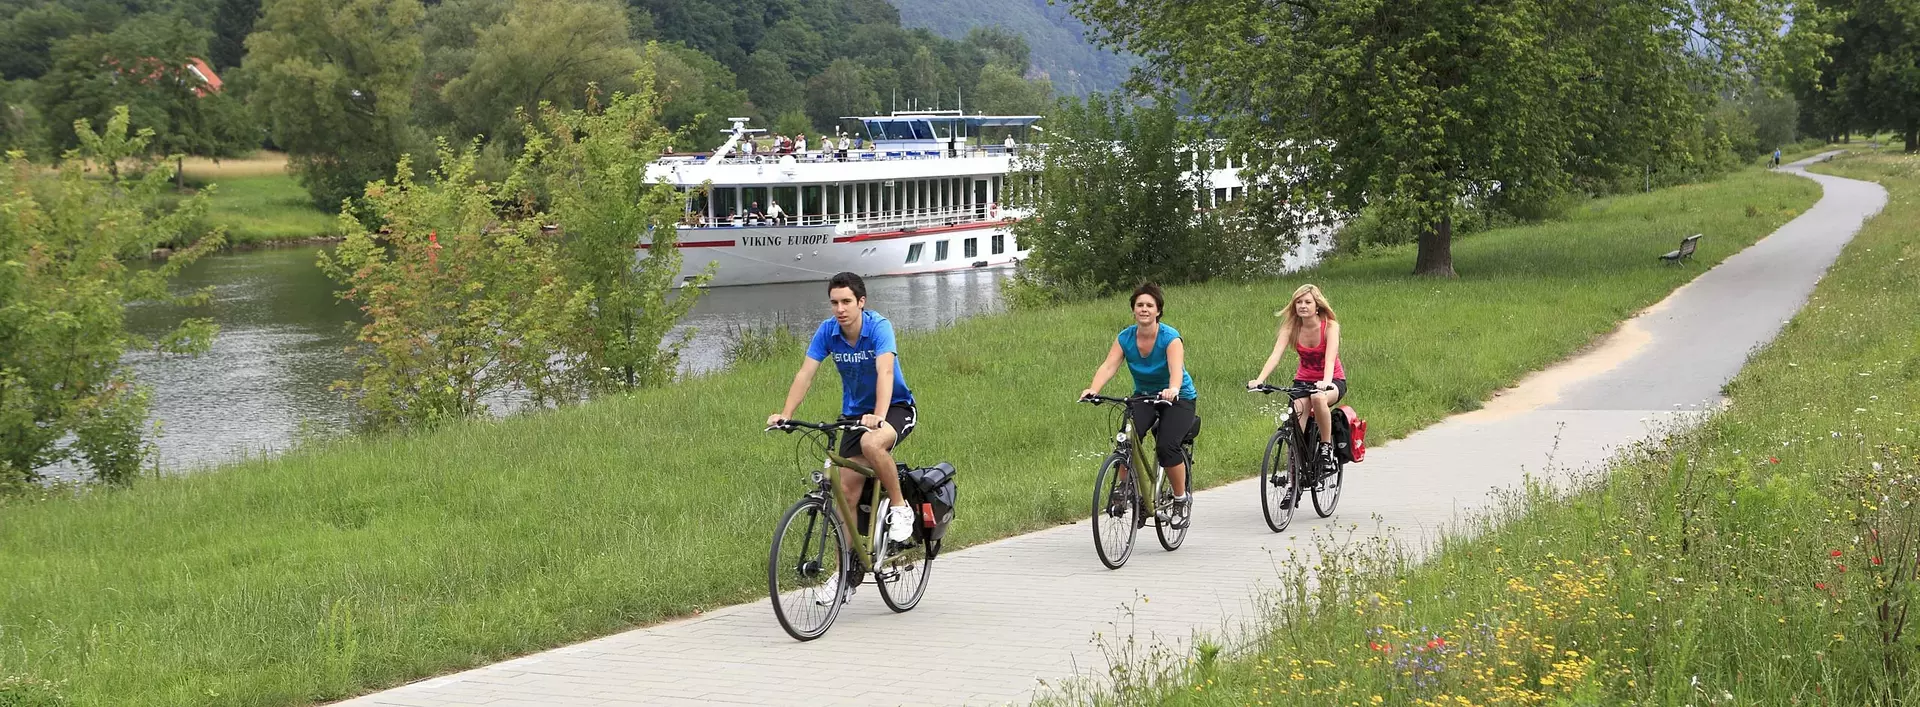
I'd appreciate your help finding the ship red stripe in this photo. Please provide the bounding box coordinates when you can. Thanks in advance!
[639,239,738,249]
[834,220,1013,243]
[642,219,1018,248]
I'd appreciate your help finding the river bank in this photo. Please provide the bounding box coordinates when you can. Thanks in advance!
[0,167,1819,705]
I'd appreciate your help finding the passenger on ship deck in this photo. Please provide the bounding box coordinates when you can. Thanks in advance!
[748,201,765,224]
[768,201,788,226]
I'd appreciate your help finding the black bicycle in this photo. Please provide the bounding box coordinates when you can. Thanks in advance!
[1079,393,1197,569]
[1249,383,1344,532]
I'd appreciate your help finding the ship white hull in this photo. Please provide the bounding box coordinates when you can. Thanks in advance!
[641,222,1029,288]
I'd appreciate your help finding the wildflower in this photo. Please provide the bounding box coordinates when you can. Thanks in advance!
[1838,564,1847,572]
[1815,582,1827,590]
[1832,549,1844,557]
[1872,556,1883,566]
[1769,456,1780,464]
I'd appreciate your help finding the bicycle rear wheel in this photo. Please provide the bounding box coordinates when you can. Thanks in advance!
[1155,457,1190,551]
[1259,429,1298,533]
[1312,458,1344,517]
[875,517,934,612]
[1091,454,1140,569]
[768,496,847,641]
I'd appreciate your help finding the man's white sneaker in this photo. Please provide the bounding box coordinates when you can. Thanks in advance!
[815,572,856,606]
[886,503,916,543]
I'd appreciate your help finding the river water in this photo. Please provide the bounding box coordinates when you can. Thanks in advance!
[59,236,1322,479]
[88,246,1013,476]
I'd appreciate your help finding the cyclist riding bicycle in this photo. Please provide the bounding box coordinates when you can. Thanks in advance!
[1249,283,1347,485]
[1078,282,1198,529]
[768,272,918,602]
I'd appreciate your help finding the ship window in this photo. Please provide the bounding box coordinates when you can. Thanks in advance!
[992,234,1005,255]
[964,238,978,258]
[906,243,923,264]
[935,240,949,261]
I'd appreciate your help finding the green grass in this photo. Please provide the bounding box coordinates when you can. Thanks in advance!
[195,173,339,246]
[0,167,1818,705]
[1089,153,1920,705]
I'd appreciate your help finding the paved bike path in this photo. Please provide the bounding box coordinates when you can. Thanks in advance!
[337,155,1883,706]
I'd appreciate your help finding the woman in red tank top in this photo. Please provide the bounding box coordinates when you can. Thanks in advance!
[1249,284,1346,474]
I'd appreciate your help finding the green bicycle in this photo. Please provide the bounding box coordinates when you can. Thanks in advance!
[765,418,938,641]
[1079,393,1198,569]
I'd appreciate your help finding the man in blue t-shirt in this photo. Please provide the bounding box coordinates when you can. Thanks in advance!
[769,272,918,598]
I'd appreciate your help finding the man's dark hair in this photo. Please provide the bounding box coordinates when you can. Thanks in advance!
[1131,281,1165,317]
[828,271,867,299]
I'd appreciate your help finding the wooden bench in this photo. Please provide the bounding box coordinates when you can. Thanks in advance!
[1659,234,1701,264]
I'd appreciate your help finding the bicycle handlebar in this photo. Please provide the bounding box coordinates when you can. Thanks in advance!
[1247,382,1325,400]
[1079,393,1173,407]
[765,419,870,434]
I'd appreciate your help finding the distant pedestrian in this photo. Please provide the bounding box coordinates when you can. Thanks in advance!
[1772,148,1781,168]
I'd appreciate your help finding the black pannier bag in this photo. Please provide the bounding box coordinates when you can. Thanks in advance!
[901,462,958,547]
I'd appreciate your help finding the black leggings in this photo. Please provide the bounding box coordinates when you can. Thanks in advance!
[1128,398,1198,468]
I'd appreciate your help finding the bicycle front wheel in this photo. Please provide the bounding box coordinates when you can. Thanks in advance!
[1260,429,1298,533]
[768,496,848,641]
[1091,454,1140,569]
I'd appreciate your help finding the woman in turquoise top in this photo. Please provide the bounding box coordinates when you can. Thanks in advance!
[1079,282,1199,528]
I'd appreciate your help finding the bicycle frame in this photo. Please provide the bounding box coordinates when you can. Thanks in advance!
[1087,395,1173,518]
[818,437,889,576]
[1256,383,1327,482]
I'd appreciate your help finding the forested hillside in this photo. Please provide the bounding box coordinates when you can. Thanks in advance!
[890,0,1131,96]
[0,0,1057,205]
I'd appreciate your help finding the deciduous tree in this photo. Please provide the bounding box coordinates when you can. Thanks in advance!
[1074,0,1790,275]
[244,0,424,210]
[1,107,223,485]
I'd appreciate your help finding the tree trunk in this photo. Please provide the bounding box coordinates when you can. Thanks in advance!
[1905,120,1917,154]
[1413,213,1456,277]
[176,156,185,190]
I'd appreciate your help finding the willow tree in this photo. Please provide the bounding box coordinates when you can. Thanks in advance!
[1073,0,1790,276]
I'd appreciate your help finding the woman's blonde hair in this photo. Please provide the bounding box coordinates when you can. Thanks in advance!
[1278,283,1336,343]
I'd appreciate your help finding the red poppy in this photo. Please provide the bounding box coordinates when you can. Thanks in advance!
[1769,456,1780,464]
[1872,557,1883,566]
[1831,549,1844,557]
[1370,642,1388,652]
[1427,638,1445,650]
[1838,564,1847,572]
[1816,582,1828,590]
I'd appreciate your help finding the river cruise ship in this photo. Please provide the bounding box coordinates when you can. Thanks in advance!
[641,112,1249,287]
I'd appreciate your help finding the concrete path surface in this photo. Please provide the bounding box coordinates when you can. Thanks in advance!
[336,155,1884,706]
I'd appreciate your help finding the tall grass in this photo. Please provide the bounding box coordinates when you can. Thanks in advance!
[1079,151,1920,705]
[191,173,339,246]
[0,168,1818,705]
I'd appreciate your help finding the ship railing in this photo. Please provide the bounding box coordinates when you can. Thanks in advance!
[683,204,1010,233]
[695,143,1031,166]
